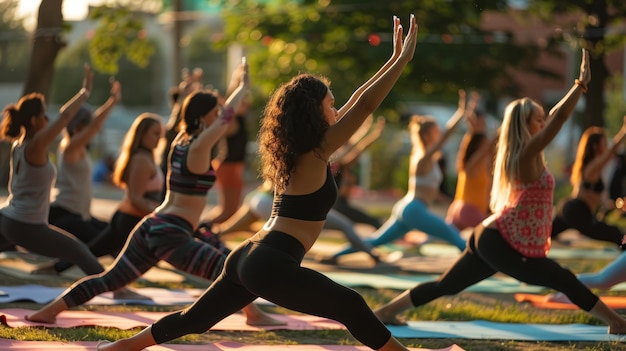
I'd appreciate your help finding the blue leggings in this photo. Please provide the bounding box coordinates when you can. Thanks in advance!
[577,251,626,290]
[333,197,466,257]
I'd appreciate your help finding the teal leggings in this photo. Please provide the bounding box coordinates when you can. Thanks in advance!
[333,196,466,258]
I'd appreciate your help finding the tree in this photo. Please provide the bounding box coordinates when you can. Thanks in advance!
[1,0,160,187]
[217,0,550,121]
[0,0,30,82]
[22,0,65,98]
[529,0,626,128]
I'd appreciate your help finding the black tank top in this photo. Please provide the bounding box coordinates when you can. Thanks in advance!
[271,165,338,221]
[224,115,248,163]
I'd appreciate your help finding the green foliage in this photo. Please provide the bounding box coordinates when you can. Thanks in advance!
[527,1,626,57]
[51,39,163,107]
[88,6,156,75]
[217,0,545,114]
[185,24,228,90]
[0,0,30,82]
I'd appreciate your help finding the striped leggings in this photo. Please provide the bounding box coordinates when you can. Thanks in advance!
[62,213,229,307]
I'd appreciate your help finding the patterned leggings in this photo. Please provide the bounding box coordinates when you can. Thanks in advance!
[62,213,229,307]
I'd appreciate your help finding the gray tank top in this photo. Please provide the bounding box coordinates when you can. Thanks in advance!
[1,141,56,224]
[51,150,93,220]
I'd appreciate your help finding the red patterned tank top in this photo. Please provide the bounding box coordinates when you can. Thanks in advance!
[495,168,555,258]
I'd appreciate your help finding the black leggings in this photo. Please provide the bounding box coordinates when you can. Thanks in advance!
[48,205,108,244]
[551,197,623,247]
[0,213,104,275]
[333,196,381,229]
[150,231,391,349]
[51,210,144,273]
[409,225,599,312]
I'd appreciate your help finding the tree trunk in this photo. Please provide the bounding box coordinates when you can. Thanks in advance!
[585,53,608,128]
[1,0,65,188]
[22,0,65,99]
[582,0,608,128]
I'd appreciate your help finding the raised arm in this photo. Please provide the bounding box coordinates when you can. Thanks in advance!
[523,49,590,159]
[584,116,626,179]
[341,116,386,166]
[187,58,249,173]
[424,89,478,159]
[63,80,122,159]
[29,65,93,158]
[322,14,418,158]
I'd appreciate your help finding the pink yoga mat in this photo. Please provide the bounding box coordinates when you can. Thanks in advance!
[0,308,345,331]
[0,339,466,351]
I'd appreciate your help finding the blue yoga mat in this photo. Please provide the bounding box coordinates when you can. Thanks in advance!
[388,320,625,341]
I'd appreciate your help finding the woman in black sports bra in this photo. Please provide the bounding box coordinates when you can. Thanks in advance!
[551,119,626,248]
[95,15,418,351]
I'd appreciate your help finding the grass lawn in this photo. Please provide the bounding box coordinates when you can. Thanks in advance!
[0,233,625,351]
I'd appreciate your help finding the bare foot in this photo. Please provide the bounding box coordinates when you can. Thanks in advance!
[24,312,56,324]
[245,312,286,326]
[544,292,572,304]
[379,250,404,264]
[374,310,407,326]
[113,287,152,300]
[243,304,287,326]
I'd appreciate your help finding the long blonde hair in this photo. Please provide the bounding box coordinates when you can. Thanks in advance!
[111,113,162,187]
[490,98,544,212]
[570,127,605,186]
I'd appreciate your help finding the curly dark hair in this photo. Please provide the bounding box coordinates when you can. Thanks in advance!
[258,73,331,193]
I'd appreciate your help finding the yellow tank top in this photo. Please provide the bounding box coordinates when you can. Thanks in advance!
[453,167,490,213]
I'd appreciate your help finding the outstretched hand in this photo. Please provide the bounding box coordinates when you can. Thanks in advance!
[578,49,591,85]
[110,80,122,103]
[396,14,418,62]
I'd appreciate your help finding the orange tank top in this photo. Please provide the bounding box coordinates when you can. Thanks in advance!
[453,167,490,213]
[495,168,554,258]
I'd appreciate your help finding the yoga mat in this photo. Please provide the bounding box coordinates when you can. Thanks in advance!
[387,320,625,341]
[0,339,465,351]
[515,293,626,310]
[0,285,204,305]
[418,243,621,260]
[0,285,274,306]
[323,272,548,293]
[0,308,345,331]
[0,259,188,283]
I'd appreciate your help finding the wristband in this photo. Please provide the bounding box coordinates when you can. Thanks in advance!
[219,107,234,125]
[575,79,588,94]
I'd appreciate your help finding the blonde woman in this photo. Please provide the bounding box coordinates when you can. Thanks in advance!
[326,90,476,261]
[374,50,626,335]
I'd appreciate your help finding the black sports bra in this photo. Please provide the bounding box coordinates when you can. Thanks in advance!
[271,165,338,221]
[581,178,605,193]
